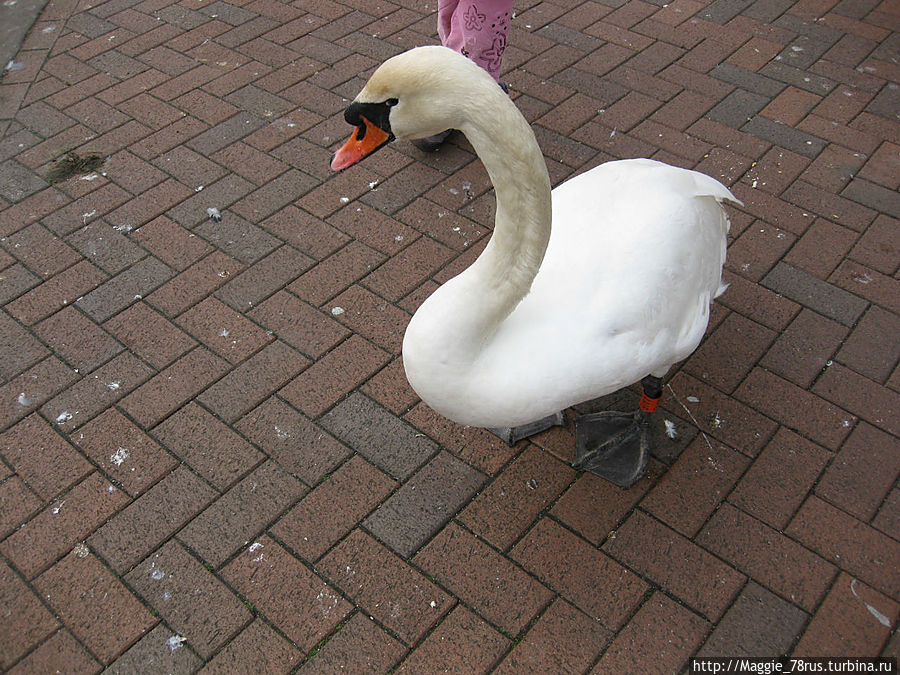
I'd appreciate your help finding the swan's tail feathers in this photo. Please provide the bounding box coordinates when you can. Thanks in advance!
[689,170,742,208]
[714,281,729,299]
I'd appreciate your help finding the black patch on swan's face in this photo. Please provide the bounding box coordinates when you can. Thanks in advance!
[345,98,398,140]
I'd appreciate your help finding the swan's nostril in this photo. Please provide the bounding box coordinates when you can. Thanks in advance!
[343,101,394,138]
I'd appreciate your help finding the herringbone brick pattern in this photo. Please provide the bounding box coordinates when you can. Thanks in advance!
[0,0,898,671]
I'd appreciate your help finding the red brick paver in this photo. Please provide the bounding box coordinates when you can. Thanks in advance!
[1,0,898,671]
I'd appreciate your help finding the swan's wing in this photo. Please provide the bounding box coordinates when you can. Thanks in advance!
[508,160,734,376]
[465,160,736,424]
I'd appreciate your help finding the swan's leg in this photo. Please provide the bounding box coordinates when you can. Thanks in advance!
[571,375,663,488]
[488,411,565,445]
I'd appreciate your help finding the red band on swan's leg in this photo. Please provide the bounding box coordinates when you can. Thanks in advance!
[639,392,660,413]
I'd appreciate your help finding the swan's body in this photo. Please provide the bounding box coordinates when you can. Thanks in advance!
[405,158,732,428]
[334,46,737,436]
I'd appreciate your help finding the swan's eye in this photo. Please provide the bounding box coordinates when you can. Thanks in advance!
[386,98,399,106]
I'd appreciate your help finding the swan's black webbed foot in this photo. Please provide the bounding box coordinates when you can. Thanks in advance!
[489,411,565,445]
[571,375,663,488]
[573,410,650,488]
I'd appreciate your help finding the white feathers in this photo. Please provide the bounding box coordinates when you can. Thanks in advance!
[664,420,678,439]
[359,48,737,429]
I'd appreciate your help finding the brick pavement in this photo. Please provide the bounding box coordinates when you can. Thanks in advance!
[1,0,898,672]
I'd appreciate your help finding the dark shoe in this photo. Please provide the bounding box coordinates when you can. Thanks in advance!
[412,129,452,152]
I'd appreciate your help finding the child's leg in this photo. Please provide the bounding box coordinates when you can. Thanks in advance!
[437,0,513,81]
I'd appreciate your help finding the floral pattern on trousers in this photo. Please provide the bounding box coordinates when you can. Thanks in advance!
[437,0,513,81]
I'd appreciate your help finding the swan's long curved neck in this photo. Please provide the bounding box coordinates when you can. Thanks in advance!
[449,89,553,347]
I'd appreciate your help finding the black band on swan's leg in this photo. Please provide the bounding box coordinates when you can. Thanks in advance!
[642,375,663,399]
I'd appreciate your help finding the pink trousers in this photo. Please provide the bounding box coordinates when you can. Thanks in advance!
[437,0,514,80]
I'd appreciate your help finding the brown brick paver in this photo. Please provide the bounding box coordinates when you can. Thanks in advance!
[125,540,252,660]
[1,0,898,671]
[34,549,157,664]
[221,535,352,651]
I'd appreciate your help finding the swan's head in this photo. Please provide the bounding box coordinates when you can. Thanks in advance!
[331,46,500,171]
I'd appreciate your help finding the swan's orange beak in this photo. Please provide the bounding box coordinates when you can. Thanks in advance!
[331,117,392,171]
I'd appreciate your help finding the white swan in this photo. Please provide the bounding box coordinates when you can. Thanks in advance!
[332,46,738,487]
